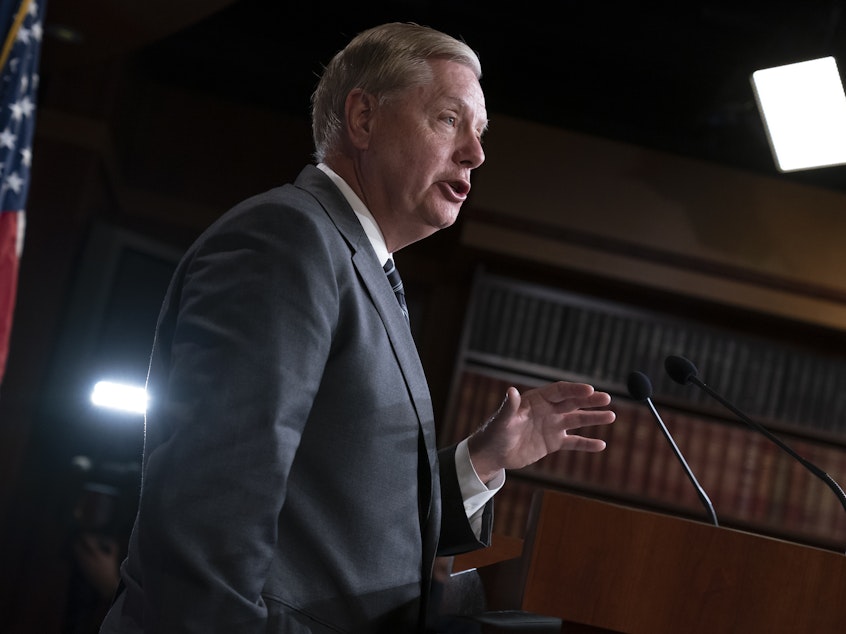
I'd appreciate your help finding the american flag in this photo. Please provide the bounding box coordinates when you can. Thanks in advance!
[0,0,44,384]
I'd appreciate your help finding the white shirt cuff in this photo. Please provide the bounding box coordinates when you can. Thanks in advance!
[455,438,505,535]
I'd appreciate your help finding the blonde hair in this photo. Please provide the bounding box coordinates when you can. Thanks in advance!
[311,22,482,162]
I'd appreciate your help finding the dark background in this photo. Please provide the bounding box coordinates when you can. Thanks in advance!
[2,1,846,631]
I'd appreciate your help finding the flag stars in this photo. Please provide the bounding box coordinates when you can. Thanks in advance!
[1,0,42,213]
[9,102,23,122]
[5,172,24,194]
[19,96,34,117]
[8,97,33,123]
[16,27,30,46]
[0,129,16,150]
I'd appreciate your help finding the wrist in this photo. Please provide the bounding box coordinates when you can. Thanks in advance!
[467,432,500,484]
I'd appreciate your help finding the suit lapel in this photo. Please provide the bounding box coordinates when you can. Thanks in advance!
[294,166,436,454]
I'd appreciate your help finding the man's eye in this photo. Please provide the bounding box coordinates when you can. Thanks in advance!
[445,116,457,127]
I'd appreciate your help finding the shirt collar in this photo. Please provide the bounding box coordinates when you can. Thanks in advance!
[316,163,391,266]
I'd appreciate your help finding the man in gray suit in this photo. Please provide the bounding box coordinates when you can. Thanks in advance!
[100,22,616,633]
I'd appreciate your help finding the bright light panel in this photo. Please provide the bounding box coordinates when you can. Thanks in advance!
[91,380,147,414]
[751,56,846,172]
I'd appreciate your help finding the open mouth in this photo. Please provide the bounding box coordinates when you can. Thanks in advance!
[444,180,470,200]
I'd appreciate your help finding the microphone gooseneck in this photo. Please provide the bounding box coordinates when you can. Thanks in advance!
[664,355,846,532]
[627,370,719,527]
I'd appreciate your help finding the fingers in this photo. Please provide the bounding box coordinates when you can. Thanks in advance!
[535,380,594,401]
[532,381,612,408]
[560,435,607,453]
[518,384,613,425]
[565,407,616,428]
[576,391,613,412]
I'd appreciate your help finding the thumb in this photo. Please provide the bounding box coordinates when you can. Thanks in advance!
[494,386,521,421]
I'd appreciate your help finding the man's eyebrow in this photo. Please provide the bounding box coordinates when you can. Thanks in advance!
[444,95,488,123]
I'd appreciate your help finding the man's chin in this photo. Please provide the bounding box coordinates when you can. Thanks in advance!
[433,206,461,230]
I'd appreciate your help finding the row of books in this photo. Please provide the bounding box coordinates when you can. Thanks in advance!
[443,368,846,547]
[464,272,846,434]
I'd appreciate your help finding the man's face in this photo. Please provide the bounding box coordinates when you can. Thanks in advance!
[358,58,487,251]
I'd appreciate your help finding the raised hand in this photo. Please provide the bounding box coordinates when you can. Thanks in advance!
[467,382,616,483]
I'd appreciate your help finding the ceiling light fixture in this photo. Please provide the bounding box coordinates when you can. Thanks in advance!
[751,56,846,172]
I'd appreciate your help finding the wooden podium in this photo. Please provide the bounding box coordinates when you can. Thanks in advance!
[458,489,846,633]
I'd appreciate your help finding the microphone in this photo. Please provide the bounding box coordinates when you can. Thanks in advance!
[627,370,719,526]
[664,354,846,521]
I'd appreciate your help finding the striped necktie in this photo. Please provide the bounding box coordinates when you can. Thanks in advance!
[383,258,409,324]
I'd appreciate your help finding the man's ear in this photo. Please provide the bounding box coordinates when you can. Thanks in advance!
[345,88,378,150]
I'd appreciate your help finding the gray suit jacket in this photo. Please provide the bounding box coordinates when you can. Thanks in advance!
[100,166,492,633]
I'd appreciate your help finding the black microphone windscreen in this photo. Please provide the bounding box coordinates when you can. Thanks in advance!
[665,355,699,385]
[627,371,653,401]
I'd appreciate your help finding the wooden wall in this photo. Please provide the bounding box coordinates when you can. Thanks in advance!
[463,114,846,330]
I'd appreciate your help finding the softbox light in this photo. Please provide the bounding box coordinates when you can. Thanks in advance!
[751,56,846,172]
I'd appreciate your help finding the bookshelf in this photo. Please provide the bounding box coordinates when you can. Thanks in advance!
[441,269,846,551]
